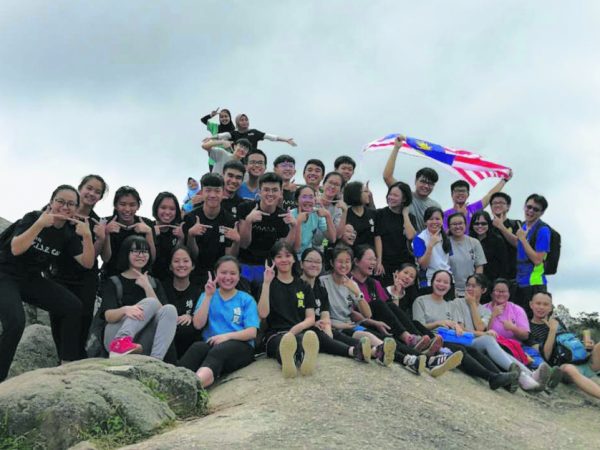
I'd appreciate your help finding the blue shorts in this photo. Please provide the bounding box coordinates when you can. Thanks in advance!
[241,264,265,284]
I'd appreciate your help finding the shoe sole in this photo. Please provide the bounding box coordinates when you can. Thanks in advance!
[300,330,319,376]
[535,364,551,391]
[429,351,463,378]
[506,363,521,393]
[425,335,443,356]
[546,368,563,391]
[360,336,371,363]
[413,335,431,353]
[416,355,426,375]
[109,344,143,358]
[280,333,298,379]
[383,338,396,367]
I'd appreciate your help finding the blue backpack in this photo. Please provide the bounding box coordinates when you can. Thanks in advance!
[551,332,588,366]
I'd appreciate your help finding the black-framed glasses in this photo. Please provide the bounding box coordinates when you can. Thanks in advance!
[53,198,78,208]
[473,222,488,227]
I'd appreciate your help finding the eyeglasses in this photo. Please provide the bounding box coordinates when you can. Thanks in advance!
[130,249,149,256]
[53,198,78,208]
[525,204,542,213]
[248,160,265,166]
[491,201,507,206]
[277,162,295,169]
[473,222,488,227]
[299,195,315,201]
[303,259,322,265]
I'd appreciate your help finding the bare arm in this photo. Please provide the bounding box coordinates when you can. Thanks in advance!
[481,172,511,208]
[383,142,402,187]
[289,308,316,335]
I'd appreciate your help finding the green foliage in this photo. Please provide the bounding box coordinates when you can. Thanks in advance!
[140,377,169,402]
[79,406,147,449]
[571,312,600,341]
[0,413,30,450]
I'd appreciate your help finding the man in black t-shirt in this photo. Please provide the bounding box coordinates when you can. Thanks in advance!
[489,192,520,281]
[221,160,247,221]
[273,154,298,211]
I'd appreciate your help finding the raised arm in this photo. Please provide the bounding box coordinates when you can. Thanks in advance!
[481,170,512,208]
[382,136,405,187]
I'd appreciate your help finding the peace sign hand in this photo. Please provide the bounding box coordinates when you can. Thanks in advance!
[204,271,217,297]
[263,260,276,284]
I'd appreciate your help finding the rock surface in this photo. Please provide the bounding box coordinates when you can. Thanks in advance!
[8,324,58,378]
[0,356,207,449]
[124,355,600,450]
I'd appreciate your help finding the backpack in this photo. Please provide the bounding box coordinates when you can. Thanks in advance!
[529,220,561,275]
[85,275,157,358]
[551,332,588,366]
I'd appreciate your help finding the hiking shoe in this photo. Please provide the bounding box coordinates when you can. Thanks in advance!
[354,336,371,363]
[427,351,463,378]
[108,336,143,358]
[489,371,519,391]
[279,332,298,379]
[546,367,563,391]
[406,334,431,352]
[533,362,552,391]
[300,330,319,376]
[403,354,426,375]
[375,338,397,367]
[505,363,522,393]
[424,335,444,356]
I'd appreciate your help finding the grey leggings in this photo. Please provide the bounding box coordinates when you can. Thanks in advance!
[471,335,533,375]
[104,297,177,360]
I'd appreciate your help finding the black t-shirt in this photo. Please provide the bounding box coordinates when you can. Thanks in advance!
[152,227,180,281]
[282,190,297,211]
[312,278,330,321]
[100,274,167,319]
[374,207,416,267]
[101,215,156,278]
[265,277,316,333]
[228,129,266,150]
[183,207,235,273]
[163,281,202,316]
[479,232,510,283]
[346,207,376,249]
[0,211,82,277]
[221,195,246,221]
[502,218,521,280]
[237,201,291,266]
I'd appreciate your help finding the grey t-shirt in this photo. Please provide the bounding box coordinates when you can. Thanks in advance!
[448,236,487,296]
[410,195,441,233]
[209,147,234,175]
[412,294,462,326]
[452,297,491,332]
[319,274,360,326]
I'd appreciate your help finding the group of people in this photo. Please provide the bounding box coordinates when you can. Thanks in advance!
[0,109,598,402]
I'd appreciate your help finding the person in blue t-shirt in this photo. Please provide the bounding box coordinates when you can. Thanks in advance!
[514,194,551,317]
[237,149,267,201]
[178,256,260,388]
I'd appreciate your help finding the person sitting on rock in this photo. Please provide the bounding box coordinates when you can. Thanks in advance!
[0,184,95,381]
[258,239,322,378]
[178,255,260,388]
[100,235,177,359]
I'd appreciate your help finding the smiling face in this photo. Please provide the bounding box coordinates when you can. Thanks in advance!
[332,251,352,277]
[274,248,295,274]
[219,111,231,125]
[303,164,324,187]
[116,194,140,225]
[337,163,354,182]
[157,197,178,225]
[202,186,223,209]
[170,248,194,279]
[465,277,485,299]
[396,266,417,288]
[223,168,244,194]
[524,200,544,224]
[471,215,489,237]
[354,248,377,277]
[128,244,150,270]
[51,189,78,218]
[323,174,343,199]
[187,178,199,190]
[530,293,553,320]
[451,186,469,206]
[425,211,443,234]
[490,197,509,217]
[301,250,323,279]
[216,260,240,291]
[432,271,452,297]
[448,215,466,238]
[237,114,249,130]
[274,161,296,182]
[415,176,435,197]
[386,186,404,209]
[341,224,357,246]
[247,153,266,178]
[491,282,511,305]
[233,143,250,159]
[260,182,281,208]
[79,178,104,209]
[298,186,316,213]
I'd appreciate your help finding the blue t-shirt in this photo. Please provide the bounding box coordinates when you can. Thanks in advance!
[237,182,259,201]
[291,209,327,257]
[516,221,550,287]
[194,289,260,346]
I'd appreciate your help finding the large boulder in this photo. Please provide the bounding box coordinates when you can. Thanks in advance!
[0,356,208,449]
[8,324,58,378]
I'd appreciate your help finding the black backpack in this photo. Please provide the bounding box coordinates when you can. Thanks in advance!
[85,275,157,357]
[529,220,561,275]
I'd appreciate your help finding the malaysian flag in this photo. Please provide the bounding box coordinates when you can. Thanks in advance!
[364,133,511,187]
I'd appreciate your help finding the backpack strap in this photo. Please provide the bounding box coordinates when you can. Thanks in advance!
[109,275,123,306]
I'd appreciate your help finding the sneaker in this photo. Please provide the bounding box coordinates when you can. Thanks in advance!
[533,362,552,391]
[375,338,397,367]
[354,336,371,363]
[408,335,431,353]
[300,330,319,376]
[424,335,444,356]
[546,367,563,391]
[427,351,463,378]
[505,363,521,393]
[403,354,427,375]
[518,372,541,391]
[279,332,298,379]
[489,371,519,391]
[108,336,143,358]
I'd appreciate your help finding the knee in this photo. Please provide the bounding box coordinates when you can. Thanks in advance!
[158,304,177,320]
[141,297,161,310]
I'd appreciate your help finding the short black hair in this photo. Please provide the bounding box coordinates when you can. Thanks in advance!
[247,148,267,166]
[451,180,470,193]
[235,138,252,150]
[223,159,246,176]
[415,167,439,183]
[152,192,182,223]
[490,192,512,206]
[334,155,356,170]
[201,172,225,188]
[113,186,141,207]
[525,193,548,212]
[78,175,108,199]
[273,154,295,166]
[303,159,325,174]
[259,172,283,188]
[117,235,151,272]
[343,181,363,207]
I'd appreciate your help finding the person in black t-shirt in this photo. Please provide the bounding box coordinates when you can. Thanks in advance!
[211,113,297,150]
[258,240,320,378]
[52,175,109,359]
[273,154,298,211]
[151,192,185,282]
[0,185,95,381]
[343,181,376,251]
[162,245,203,358]
[489,192,520,281]
[101,236,177,360]
[184,173,239,287]
[101,186,156,278]
[200,107,235,134]
[221,159,247,221]
[374,181,417,286]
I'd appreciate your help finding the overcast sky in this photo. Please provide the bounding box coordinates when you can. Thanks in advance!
[1,1,598,315]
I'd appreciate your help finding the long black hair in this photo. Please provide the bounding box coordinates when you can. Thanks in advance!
[423,207,451,253]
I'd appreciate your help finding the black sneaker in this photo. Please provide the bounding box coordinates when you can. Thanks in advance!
[505,363,521,393]
[427,351,463,378]
[374,337,396,367]
[403,354,426,375]
[489,371,519,391]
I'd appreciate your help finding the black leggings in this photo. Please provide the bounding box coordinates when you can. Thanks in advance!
[386,301,434,338]
[178,340,255,379]
[313,328,352,358]
[444,342,500,380]
[173,323,203,359]
[0,273,82,381]
[340,327,410,363]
